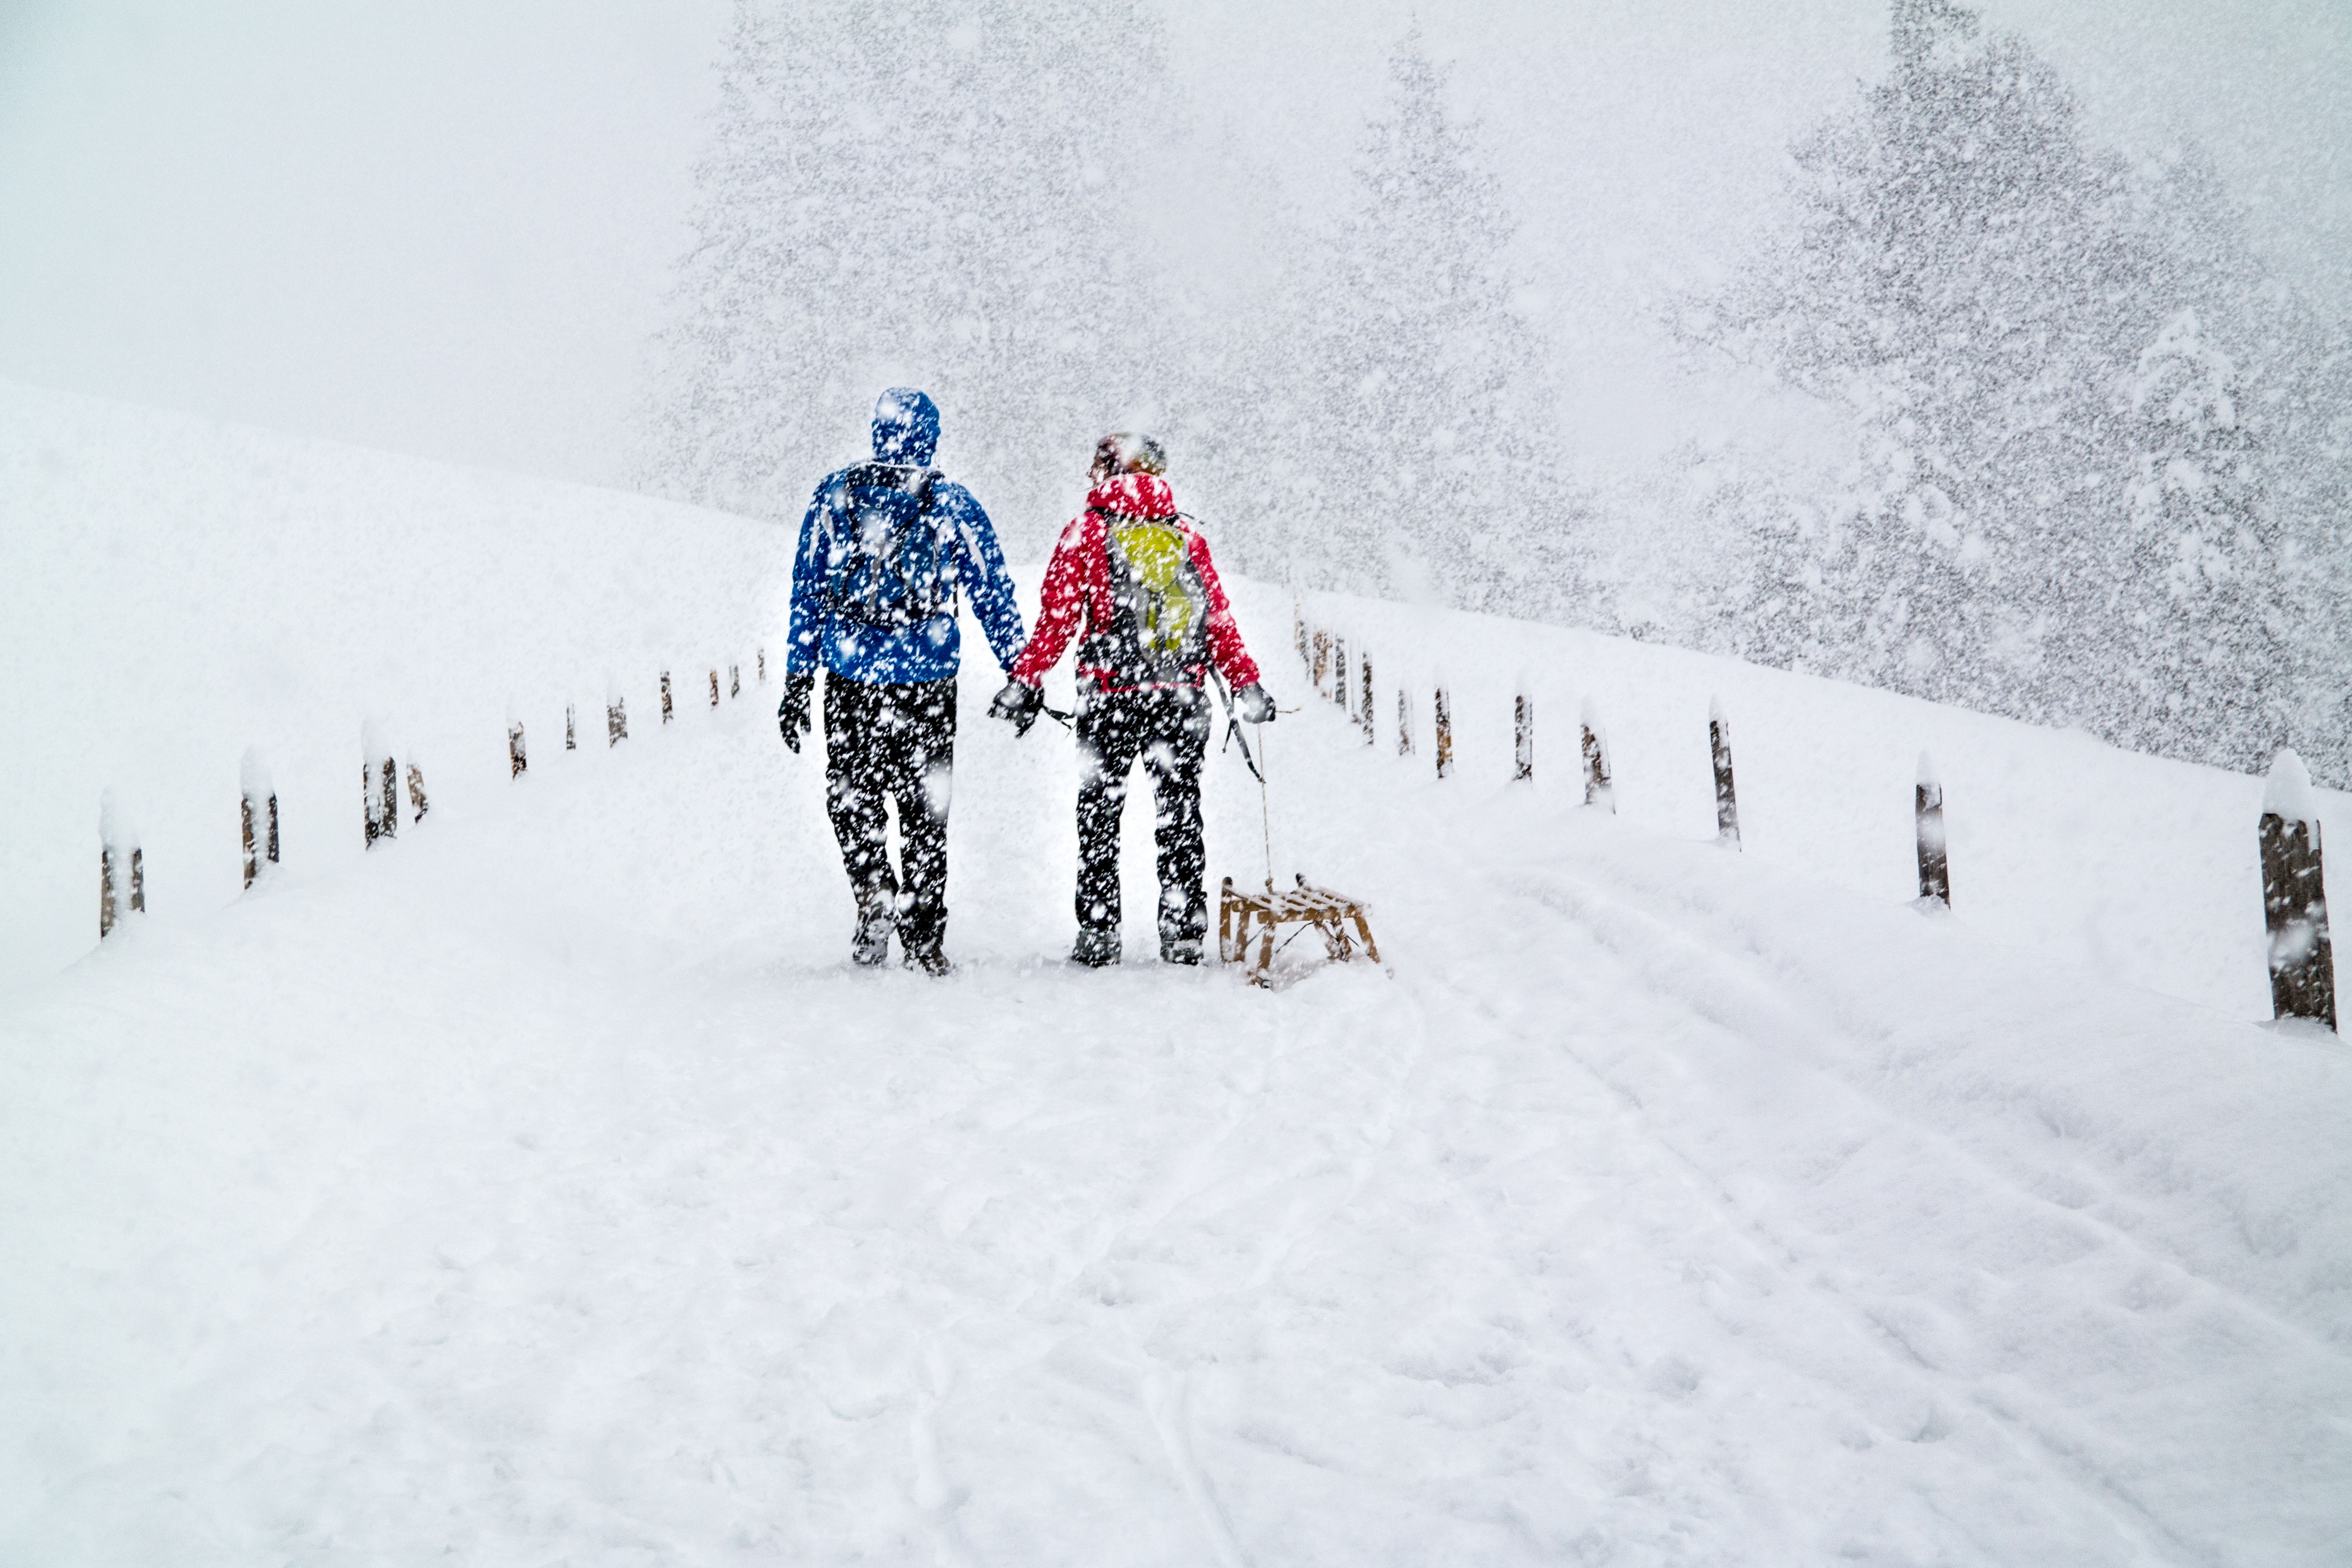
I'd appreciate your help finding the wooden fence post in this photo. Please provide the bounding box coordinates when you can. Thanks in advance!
[1397,685,1414,756]
[98,790,131,936]
[566,704,577,751]
[1709,697,1740,849]
[364,723,397,847]
[509,717,527,779]
[1312,629,1330,694]
[1514,688,1534,782]
[758,648,767,683]
[1334,639,1350,713]
[1580,698,1613,813]
[1916,750,1949,906]
[607,679,627,746]
[241,747,277,888]
[1434,684,1454,780]
[730,664,741,699]
[708,669,721,707]
[1295,601,1307,670]
[1360,654,1375,744]
[2260,749,2336,1030]
[407,758,430,824]
[661,671,674,725]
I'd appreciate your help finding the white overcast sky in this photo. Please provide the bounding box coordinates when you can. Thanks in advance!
[0,0,2343,490]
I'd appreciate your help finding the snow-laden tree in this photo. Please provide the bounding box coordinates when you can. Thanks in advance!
[1222,31,1590,619]
[2110,307,2290,761]
[1689,0,2350,778]
[642,0,1172,553]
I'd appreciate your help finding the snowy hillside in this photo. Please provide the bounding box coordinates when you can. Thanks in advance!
[0,380,793,991]
[3,386,2349,1562]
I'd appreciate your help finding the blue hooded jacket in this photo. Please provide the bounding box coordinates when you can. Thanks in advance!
[786,389,1026,686]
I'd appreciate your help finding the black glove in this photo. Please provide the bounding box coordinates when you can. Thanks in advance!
[988,679,1043,737]
[778,671,814,752]
[1234,682,1275,724]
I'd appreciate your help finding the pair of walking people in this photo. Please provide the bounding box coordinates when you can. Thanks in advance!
[778,389,1273,973]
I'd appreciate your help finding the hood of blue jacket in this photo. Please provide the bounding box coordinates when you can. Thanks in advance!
[872,387,940,466]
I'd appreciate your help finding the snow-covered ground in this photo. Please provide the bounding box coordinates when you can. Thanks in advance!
[4,386,2349,1561]
[0,380,792,992]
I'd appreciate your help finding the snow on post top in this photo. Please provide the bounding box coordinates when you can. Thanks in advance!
[98,787,129,850]
[1916,749,1940,788]
[2262,748,2319,826]
[240,746,272,800]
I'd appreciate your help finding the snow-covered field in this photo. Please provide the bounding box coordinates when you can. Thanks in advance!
[4,387,2349,1562]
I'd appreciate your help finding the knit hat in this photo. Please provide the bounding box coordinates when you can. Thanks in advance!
[1089,432,1167,480]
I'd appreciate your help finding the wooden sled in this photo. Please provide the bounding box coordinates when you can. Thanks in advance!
[1219,874,1383,986]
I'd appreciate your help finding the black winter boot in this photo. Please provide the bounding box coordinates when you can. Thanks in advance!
[851,892,894,967]
[902,940,952,977]
[1071,928,1121,968]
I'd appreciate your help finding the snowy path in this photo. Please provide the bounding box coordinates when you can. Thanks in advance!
[4,660,2349,1565]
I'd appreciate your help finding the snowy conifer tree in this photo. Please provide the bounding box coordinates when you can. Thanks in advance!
[1690,0,2349,777]
[642,0,1171,554]
[1235,31,1589,618]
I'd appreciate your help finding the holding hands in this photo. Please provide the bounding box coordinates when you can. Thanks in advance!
[988,679,1044,736]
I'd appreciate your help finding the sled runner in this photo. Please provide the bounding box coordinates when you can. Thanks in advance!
[1219,874,1382,986]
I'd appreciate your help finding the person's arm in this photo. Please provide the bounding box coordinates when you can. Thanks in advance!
[785,482,835,676]
[1188,530,1262,689]
[1008,516,1094,686]
[942,486,1026,673]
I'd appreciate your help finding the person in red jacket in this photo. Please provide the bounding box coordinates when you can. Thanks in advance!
[990,436,1274,966]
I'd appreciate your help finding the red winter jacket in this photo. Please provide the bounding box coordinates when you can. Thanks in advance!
[1011,474,1262,694]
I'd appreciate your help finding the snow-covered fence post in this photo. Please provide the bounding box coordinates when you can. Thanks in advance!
[565,704,577,751]
[708,669,721,708]
[730,664,741,699]
[363,723,397,847]
[606,678,627,746]
[406,752,430,825]
[1709,697,1740,849]
[1333,638,1350,713]
[2259,750,2336,1031]
[661,671,674,725]
[1397,685,1414,756]
[1312,629,1330,693]
[99,790,140,935]
[1294,600,1306,671]
[508,707,527,779]
[1916,751,1950,906]
[1360,654,1375,744]
[1580,698,1614,812]
[758,648,767,684]
[1514,686,1534,782]
[1433,683,1454,780]
[240,748,277,888]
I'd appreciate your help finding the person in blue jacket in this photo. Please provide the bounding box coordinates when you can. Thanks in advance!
[778,388,1026,974]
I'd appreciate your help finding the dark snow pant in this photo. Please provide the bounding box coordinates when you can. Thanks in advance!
[1075,686,1212,953]
[824,674,957,958]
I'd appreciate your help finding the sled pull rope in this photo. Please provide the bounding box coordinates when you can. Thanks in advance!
[1213,672,1276,891]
